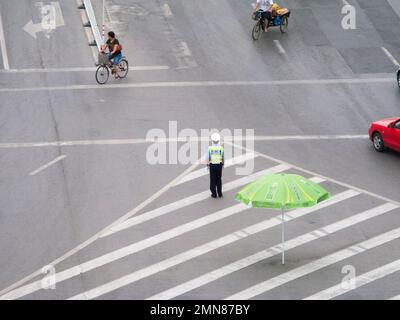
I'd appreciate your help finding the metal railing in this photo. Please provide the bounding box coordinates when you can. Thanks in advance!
[78,0,104,51]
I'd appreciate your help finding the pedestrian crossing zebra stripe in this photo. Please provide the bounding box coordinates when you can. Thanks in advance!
[225,204,400,300]
[0,173,322,301]
[304,258,400,300]
[173,153,258,186]
[148,203,398,300]
[100,164,289,238]
[66,190,359,300]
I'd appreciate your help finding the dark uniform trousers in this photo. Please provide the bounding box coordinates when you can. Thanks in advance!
[209,163,223,197]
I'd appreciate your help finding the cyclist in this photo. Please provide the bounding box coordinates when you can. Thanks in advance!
[101,31,122,79]
[254,0,274,31]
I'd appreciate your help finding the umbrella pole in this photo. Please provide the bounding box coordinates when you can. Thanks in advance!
[282,207,285,265]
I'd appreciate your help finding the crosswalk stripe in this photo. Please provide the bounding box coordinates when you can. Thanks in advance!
[0,168,314,301]
[0,203,248,300]
[100,164,289,238]
[0,172,321,301]
[173,153,258,186]
[67,190,359,300]
[225,203,400,300]
[304,258,400,300]
[148,203,398,300]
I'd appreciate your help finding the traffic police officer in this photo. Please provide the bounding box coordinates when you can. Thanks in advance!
[208,133,224,198]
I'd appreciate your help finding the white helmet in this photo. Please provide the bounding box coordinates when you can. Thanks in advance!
[211,132,220,143]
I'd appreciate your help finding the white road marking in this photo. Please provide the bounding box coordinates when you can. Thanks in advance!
[173,153,258,186]
[100,165,289,238]
[53,1,65,27]
[2,139,397,299]
[24,2,65,39]
[29,155,66,176]
[66,190,358,300]
[226,203,399,300]
[227,141,400,208]
[0,11,10,70]
[2,175,323,300]
[381,47,400,67]
[163,4,173,17]
[0,155,203,298]
[150,203,398,300]
[305,258,400,300]
[273,40,286,55]
[0,66,169,73]
[0,135,369,150]
[0,78,393,93]
[388,294,400,300]
[2,204,249,300]
[342,0,350,6]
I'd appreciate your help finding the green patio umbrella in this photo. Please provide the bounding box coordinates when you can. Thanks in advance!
[235,173,330,264]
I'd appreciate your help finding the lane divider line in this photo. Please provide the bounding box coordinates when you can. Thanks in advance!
[0,135,369,150]
[381,47,400,67]
[29,155,67,176]
[0,10,10,70]
[0,78,394,94]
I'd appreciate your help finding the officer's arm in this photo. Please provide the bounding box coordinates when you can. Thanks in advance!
[221,149,224,165]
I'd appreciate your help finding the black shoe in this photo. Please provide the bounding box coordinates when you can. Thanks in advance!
[211,194,217,198]
[218,194,223,198]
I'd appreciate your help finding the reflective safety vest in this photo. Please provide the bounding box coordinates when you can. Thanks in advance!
[209,145,224,164]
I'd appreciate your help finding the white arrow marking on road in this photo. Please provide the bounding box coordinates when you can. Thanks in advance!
[23,20,44,39]
[23,1,65,39]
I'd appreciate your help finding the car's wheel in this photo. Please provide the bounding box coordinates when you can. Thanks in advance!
[372,132,385,152]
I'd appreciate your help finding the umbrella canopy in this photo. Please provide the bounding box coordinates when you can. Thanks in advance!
[235,173,330,264]
[235,173,329,210]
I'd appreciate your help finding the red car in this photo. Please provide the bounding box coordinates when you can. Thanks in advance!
[369,117,400,152]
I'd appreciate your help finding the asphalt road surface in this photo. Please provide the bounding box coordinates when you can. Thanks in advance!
[0,0,400,300]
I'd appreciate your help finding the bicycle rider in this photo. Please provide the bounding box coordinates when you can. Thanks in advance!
[100,31,122,79]
[254,0,274,32]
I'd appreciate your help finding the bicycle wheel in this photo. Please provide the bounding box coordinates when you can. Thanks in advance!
[96,65,109,85]
[118,59,129,79]
[280,16,288,33]
[252,21,262,41]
